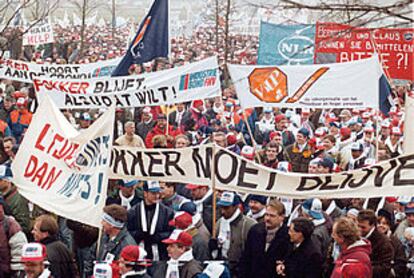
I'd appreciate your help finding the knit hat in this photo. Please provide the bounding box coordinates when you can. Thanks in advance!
[302,198,324,220]
[21,243,47,262]
[162,229,192,246]
[249,194,268,205]
[297,127,310,138]
[169,211,193,229]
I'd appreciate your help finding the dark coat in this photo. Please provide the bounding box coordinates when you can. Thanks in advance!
[283,143,313,173]
[136,121,156,140]
[367,229,394,278]
[282,237,323,278]
[127,202,174,261]
[151,259,203,278]
[105,192,142,208]
[199,193,220,234]
[40,236,77,278]
[168,110,191,128]
[97,227,136,261]
[390,234,407,278]
[239,222,290,278]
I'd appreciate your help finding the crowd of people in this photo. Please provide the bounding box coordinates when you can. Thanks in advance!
[0,22,413,278]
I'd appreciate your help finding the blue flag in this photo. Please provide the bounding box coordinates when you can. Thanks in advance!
[111,0,169,76]
[379,75,394,116]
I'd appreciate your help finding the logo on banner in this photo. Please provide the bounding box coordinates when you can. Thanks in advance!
[248,67,329,103]
[277,27,314,64]
[404,32,413,41]
[179,69,217,91]
[130,17,151,58]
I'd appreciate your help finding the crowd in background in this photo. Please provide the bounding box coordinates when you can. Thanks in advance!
[0,22,413,278]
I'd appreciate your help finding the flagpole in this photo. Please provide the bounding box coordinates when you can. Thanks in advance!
[211,143,217,239]
[167,0,172,62]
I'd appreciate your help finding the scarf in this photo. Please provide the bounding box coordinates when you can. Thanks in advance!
[218,208,241,258]
[140,202,160,261]
[38,268,52,278]
[165,249,194,278]
[122,269,147,278]
[385,137,403,154]
[326,200,337,216]
[247,208,266,220]
[193,189,212,214]
[120,191,135,210]
[348,154,366,170]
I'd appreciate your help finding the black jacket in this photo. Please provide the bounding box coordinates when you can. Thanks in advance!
[151,259,203,278]
[40,236,77,278]
[127,201,174,261]
[239,222,290,278]
[282,237,323,278]
[106,192,142,208]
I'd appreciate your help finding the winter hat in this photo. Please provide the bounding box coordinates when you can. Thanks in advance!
[120,245,148,266]
[297,127,310,138]
[249,194,268,205]
[302,198,324,220]
[318,157,334,170]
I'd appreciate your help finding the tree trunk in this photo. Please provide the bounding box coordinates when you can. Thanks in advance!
[215,0,219,52]
[80,0,86,56]
[223,0,231,86]
[112,0,116,37]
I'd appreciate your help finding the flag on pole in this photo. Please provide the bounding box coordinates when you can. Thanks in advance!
[111,0,169,76]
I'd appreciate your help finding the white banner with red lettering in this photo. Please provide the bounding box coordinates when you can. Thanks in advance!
[34,56,221,108]
[12,96,114,227]
[0,57,121,83]
[229,55,382,109]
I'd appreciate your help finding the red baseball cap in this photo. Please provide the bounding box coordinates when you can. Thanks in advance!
[169,211,193,229]
[21,243,47,262]
[162,230,192,246]
[120,245,149,266]
[185,184,208,190]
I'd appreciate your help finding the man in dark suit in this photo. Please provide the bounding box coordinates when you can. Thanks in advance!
[168,103,191,129]
[239,200,290,278]
[276,217,323,278]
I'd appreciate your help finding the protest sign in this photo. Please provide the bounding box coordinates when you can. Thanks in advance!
[228,55,382,109]
[109,144,414,199]
[34,56,221,108]
[23,21,54,46]
[258,22,315,65]
[12,96,114,228]
[314,22,414,81]
[0,57,121,83]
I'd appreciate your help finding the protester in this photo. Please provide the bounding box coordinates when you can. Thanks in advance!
[118,245,151,278]
[239,200,289,278]
[115,121,146,148]
[186,184,216,233]
[246,194,267,223]
[106,180,142,210]
[21,243,51,278]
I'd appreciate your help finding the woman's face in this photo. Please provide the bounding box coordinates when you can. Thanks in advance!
[377,216,390,234]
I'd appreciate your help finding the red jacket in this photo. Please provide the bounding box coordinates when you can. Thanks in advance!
[331,239,372,278]
[145,125,181,148]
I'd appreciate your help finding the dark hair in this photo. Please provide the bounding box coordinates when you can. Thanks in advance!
[103,204,127,223]
[35,214,59,236]
[266,141,279,150]
[291,217,314,239]
[322,134,336,144]
[357,209,377,226]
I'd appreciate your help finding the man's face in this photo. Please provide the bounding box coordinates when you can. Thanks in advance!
[377,217,390,235]
[249,200,265,214]
[177,103,185,112]
[271,136,282,145]
[407,213,414,227]
[364,131,373,141]
[101,220,113,235]
[190,187,207,200]
[157,118,167,129]
[120,186,135,198]
[276,119,288,131]
[308,164,318,174]
[167,243,185,260]
[317,165,330,174]
[329,126,339,136]
[351,150,362,159]
[357,220,373,237]
[266,147,277,161]
[144,191,160,205]
[24,261,44,278]
[296,133,307,145]
[32,221,48,242]
[3,99,12,110]
[381,127,390,136]
[288,224,303,244]
[79,120,90,128]
[213,134,226,147]
[0,179,10,193]
[264,206,284,230]
[125,125,135,136]
[142,112,151,122]
[220,205,237,219]
[175,137,188,148]
[160,183,174,199]
[322,139,334,150]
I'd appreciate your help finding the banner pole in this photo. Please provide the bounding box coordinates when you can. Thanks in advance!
[242,109,261,163]
[211,143,217,239]
[375,108,379,163]
[96,227,103,258]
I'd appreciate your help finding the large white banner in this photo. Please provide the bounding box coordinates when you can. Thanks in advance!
[23,21,54,46]
[109,144,414,199]
[228,55,383,109]
[0,58,121,83]
[12,97,115,227]
[34,57,221,108]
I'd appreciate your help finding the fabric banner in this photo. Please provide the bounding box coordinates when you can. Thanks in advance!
[314,22,414,81]
[258,22,315,65]
[12,96,115,228]
[0,58,121,83]
[23,21,54,46]
[109,144,414,199]
[34,57,221,108]
[229,55,382,109]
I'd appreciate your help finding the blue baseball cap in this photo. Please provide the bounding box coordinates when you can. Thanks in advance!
[119,180,139,188]
[143,181,162,193]
[217,191,241,207]
[302,198,324,220]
